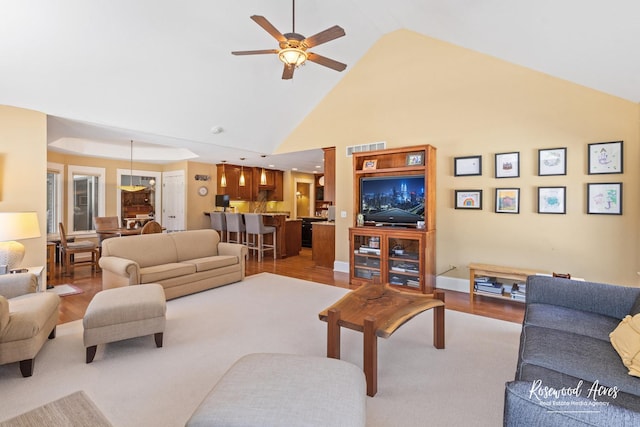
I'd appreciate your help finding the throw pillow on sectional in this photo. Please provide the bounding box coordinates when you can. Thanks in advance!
[610,313,640,378]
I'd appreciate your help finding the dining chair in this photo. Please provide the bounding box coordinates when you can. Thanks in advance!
[224,213,246,245]
[243,213,276,261]
[94,216,120,250]
[58,223,100,276]
[210,212,227,242]
[141,220,163,234]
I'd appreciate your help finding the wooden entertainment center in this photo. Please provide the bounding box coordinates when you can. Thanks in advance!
[350,145,436,293]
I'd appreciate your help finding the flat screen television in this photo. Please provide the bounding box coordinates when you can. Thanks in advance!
[215,194,230,209]
[360,175,425,225]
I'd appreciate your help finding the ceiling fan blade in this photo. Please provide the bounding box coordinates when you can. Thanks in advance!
[282,64,295,80]
[307,52,347,72]
[303,25,345,48]
[232,49,279,56]
[250,15,287,42]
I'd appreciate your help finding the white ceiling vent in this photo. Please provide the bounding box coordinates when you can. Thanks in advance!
[346,141,386,157]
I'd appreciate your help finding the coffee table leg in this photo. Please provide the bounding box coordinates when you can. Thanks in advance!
[364,316,377,397]
[433,290,445,349]
[327,308,341,359]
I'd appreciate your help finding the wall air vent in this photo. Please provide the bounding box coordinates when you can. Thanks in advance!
[346,141,386,157]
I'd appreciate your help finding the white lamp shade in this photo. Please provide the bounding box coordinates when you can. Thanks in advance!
[0,212,41,271]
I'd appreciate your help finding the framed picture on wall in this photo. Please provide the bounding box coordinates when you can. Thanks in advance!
[538,186,566,214]
[495,152,520,178]
[538,148,567,176]
[588,141,623,174]
[454,155,482,176]
[587,182,622,215]
[455,190,483,209]
[495,188,520,213]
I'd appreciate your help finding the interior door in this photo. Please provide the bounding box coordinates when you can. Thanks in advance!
[162,170,185,232]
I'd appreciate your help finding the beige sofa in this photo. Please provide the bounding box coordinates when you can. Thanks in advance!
[0,273,60,377]
[99,229,247,300]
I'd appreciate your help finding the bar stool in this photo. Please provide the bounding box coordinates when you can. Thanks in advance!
[224,212,246,245]
[244,213,276,261]
[209,212,227,242]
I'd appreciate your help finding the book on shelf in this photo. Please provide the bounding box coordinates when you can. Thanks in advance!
[474,283,503,294]
[358,247,381,255]
[511,292,526,302]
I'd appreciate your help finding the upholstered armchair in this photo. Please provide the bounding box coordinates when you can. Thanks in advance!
[0,273,60,377]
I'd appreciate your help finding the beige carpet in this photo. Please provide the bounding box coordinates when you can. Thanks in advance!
[0,273,521,426]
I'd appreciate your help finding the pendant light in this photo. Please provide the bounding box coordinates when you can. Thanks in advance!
[220,160,227,188]
[239,158,246,187]
[119,140,146,192]
[260,155,268,185]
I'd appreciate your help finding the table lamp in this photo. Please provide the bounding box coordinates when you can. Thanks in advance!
[0,212,41,273]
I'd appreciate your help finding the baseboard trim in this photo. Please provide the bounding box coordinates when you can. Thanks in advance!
[334,261,349,274]
[436,276,469,293]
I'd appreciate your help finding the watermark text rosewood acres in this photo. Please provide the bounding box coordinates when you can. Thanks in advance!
[528,379,619,412]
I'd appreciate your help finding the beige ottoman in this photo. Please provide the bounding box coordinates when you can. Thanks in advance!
[83,284,166,363]
[186,353,366,427]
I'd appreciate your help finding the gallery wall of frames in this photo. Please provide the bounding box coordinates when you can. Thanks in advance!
[453,140,623,215]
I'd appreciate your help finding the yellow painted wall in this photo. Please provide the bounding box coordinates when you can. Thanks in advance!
[47,150,164,219]
[0,105,47,268]
[186,161,217,230]
[277,30,640,286]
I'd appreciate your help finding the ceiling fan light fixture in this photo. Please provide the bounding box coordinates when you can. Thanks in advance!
[278,47,307,67]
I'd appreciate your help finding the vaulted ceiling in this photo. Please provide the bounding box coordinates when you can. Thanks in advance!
[1,1,639,172]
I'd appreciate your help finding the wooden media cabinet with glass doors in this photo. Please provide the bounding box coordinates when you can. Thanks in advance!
[350,145,436,293]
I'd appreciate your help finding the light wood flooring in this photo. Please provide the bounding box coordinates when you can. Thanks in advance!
[48,248,524,325]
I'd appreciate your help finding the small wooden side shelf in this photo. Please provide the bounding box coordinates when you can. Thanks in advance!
[468,263,547,304]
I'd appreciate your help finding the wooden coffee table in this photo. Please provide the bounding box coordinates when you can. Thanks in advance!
[319,283,445,397]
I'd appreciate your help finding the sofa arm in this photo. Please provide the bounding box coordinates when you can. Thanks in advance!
[218,242,248,260]
[526,276,640,320]
[218,242,248,280]
[98,256,140,286]
[0,273,38,299]
[504,380,640,426]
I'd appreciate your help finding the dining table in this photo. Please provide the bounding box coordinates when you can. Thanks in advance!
[96,228,142,238]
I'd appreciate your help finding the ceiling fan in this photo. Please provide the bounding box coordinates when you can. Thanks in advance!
[232,0,347,80]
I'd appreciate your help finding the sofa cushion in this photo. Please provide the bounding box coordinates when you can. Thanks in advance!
[1,293,60,342]
[139,263,196,284]
[102,233,178,267]
[610,314,640,378]
[525,303,621,341]
[171,229,220,262]
[0,295,9,334]
[519,325,639,396]
[182,256,238,272]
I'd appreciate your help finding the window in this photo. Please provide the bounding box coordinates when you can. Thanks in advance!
[46,162,64,236]
[67,165,106,234]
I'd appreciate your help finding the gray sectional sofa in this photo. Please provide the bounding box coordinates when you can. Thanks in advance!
[504,275,640,426]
